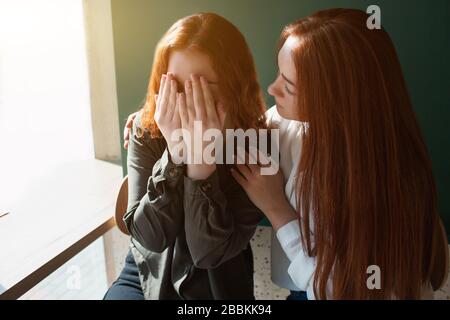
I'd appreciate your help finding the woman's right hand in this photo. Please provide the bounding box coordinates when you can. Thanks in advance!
[154,73,184,163]
[231,151,297,231]
[123,111,138,149]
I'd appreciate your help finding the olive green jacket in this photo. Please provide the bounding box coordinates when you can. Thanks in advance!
[123,113,263,300]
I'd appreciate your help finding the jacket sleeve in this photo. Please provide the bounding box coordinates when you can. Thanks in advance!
[123,115,184,253]
[183,168,263,269]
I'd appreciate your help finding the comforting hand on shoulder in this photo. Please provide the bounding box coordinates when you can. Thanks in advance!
[231,151,297,230]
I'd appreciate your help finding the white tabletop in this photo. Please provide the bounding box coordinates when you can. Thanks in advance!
[0,159,122,299]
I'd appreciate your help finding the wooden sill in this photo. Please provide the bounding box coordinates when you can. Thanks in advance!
[0,159,123,299]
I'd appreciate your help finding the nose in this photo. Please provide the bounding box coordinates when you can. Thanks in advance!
[267,77,283,99]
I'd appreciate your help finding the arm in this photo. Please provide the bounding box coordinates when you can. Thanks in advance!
[276,219,316,292]
[231,152,316,291]
[183,169,263,269]
[230,156,297,231]
[123,114,184,253]
[178,75,260,268]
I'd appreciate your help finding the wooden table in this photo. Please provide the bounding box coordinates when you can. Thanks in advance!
[0,159,123,299]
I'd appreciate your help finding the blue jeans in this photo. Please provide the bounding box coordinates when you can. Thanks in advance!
[103,250,144,300]
[286,290,308,300]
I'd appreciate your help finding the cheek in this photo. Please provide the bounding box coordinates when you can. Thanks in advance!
[287,94,297,106]
[278,96,299,120]
[287,97,307,122]
[288,96,299,115]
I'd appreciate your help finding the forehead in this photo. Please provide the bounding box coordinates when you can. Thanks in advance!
[278,36,299,79]
[167,49,218,82]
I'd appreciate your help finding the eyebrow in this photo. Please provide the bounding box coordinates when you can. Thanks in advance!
[281,73,295,86]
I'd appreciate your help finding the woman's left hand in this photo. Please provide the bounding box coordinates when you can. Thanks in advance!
[231,152,297,230]
[179,74,226,180]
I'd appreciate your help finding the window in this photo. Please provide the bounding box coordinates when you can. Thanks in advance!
[0,0,123,299]
[0,0,94,206]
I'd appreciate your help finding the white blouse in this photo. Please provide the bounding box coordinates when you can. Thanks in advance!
[265,105,314,293]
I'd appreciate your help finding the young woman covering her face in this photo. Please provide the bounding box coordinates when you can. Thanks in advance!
[105,12,267,300]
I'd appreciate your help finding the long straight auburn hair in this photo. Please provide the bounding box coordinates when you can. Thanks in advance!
[140,12,266,137]
[283,9,448,299]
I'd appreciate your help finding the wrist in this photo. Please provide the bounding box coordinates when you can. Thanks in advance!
[167,142,184,165]
[186,164,216,180]
[265,200,297,231]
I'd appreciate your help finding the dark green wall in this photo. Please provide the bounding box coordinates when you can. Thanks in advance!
[111,0,450,238]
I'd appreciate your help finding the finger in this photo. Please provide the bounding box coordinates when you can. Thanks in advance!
[168,78,177,118]
[231,168,249,189]
[235,163,252,179]
[126,112,136,129]
[155,78,165,116]
[245,146,259,167]
[246,148,261,173]
[235,149,253,177]
[185,79,195,121]
[191,74,206,120]
[173,92,181,124]
[123,113,135,148]
[216,102,227,129]
[157,74,167,103]
[178,92,188,128]
[200,76,215,120]
[123,125,130,143]
[236,147,258,174]
[124,112,136,139]
[159,73,171,113]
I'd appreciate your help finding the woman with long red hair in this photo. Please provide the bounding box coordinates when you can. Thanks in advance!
[232,8,448,299]
[105,12,267,300]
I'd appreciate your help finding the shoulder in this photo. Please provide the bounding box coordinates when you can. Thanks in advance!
[265,105,309,137]
[130,110,166,154]
[131,110,146,138]
[265,105,280,127]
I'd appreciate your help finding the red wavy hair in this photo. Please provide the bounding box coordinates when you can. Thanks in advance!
[284,8,448,299]
[140,12,266,137]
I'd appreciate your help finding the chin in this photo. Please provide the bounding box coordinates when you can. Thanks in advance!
[276,104,293,120]
[276,104,307,122]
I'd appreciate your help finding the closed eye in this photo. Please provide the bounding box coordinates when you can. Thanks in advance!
[284,84,295,96]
